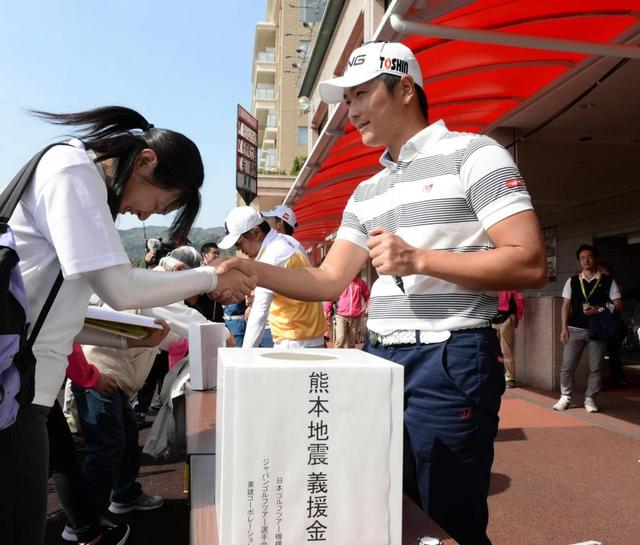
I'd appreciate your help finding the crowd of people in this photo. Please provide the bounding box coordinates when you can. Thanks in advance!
[2,40,638,545]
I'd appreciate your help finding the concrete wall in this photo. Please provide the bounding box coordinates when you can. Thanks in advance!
[531,187,640,297]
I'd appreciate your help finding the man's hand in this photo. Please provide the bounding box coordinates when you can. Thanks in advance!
[95,372,118,395]
[560,327,569,344]
[225,327,236,347]
[583,306,599,316]
[367,228,418,276]
[127,319,170,348]
[209,260,257,303]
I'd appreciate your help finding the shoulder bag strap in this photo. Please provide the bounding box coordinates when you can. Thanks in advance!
[27,271,64,348]
[0,143,73,345]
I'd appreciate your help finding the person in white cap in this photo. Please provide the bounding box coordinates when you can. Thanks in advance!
[218,207,327,348]
[262,204,298,236]
[219,41,546,545]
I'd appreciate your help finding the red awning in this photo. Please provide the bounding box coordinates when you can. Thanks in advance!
[292,0,640,245]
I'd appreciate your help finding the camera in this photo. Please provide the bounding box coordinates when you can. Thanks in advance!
[144,237,174,267]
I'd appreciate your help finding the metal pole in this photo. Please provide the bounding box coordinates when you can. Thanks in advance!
[390,14,640,60]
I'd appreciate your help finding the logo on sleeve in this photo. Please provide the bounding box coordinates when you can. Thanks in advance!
[506,178,526,189]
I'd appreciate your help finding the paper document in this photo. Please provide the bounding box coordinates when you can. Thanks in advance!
[84,306,162,339]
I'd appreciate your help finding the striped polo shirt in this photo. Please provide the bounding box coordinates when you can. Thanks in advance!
[336,120,533,336]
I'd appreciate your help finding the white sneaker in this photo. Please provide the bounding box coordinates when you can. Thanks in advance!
[109,491,164,514]
[584,397,599,413]
[553,396,574,411]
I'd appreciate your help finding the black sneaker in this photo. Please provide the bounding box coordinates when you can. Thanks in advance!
[134,411,150,430]
[62,519,117,542]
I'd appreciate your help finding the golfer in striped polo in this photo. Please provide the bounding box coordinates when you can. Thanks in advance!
[220,41,546,545]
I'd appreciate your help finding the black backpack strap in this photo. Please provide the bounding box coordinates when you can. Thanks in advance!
[27,270,64,348]
[0,143,70,222]
[0,143,73,345]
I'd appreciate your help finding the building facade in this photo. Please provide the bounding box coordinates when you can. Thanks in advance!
[246,0,328,211]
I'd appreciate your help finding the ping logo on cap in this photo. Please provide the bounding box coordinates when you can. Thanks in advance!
[348,54,366,67]
[379,57,409,74]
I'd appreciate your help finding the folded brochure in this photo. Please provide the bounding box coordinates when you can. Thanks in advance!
[84,306,162,340]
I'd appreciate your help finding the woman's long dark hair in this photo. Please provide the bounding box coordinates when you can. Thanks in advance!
[30,106,203,242]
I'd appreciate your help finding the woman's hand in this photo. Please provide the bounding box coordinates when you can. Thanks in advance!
[209,261,257,303]
[127,319,170,348]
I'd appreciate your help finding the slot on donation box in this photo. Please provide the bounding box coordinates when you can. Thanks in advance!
[215,348,403,545]
[188,322,226,390]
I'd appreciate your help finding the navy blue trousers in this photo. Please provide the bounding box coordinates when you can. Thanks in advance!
[72,386,142,518]
[365,327,504,545]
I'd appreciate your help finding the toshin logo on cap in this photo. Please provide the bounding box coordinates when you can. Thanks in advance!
[380,57,409,74]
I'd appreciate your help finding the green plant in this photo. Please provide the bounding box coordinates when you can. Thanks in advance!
[290,156,307,176]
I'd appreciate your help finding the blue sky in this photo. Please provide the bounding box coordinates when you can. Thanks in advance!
[0,0,266,230]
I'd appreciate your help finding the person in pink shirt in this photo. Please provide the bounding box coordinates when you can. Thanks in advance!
[334,275,370,348]
[492,290,525,388]
[66,344,118,394]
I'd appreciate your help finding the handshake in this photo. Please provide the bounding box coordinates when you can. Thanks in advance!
[207,257,258,304]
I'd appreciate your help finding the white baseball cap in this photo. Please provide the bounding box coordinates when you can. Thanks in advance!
[262,205,297,228]
[319,41,423,104]
[218,206,264,249]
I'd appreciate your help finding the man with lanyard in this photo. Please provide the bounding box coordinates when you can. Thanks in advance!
[555,244,622,413]
[218,206,326,348]
[219,41,546,544]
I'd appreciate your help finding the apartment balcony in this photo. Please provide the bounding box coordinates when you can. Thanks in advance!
[253,48,276,85]
[262,137,276,150]
[253,84,276,114]
[265,113,277,138]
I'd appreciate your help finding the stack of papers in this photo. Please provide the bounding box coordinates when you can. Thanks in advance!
[84,306,163,339]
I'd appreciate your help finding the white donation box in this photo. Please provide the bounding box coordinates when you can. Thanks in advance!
[188,322,226,390]
[215,348,404,545]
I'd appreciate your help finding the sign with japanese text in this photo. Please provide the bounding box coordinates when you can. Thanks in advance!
[236,105,258,204]
[216,349,403,545]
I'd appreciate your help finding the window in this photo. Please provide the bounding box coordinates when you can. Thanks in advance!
[265,150,277,170]
[255,83,275,100]
[257,47,275,63]
[297,126,308,146]
[299,0,327,23]
[266,110,277,128]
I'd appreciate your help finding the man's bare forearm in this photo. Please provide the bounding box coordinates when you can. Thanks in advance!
[220,240,369,303]
[414,245,547,291]
[252,261,347,302]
